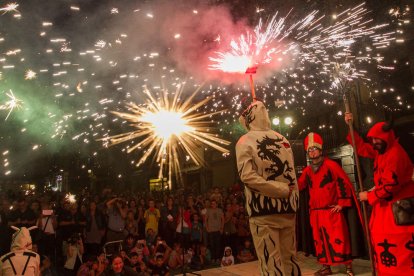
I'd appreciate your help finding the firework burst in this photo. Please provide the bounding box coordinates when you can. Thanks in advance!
[0,2,19,15]
[0,90,23,120]
[100,84,230,187]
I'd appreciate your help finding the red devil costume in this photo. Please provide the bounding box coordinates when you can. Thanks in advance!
[298,133,354,267]
[348,122,414,276]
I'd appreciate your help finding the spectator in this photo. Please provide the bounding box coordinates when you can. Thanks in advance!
[220,247,234,267]
[58,201,77,243]
[96,251,108,275]
[77,204,88,235]
[237,239,256,263]
[196,244,211,269]
[144,200,160,236]
[186,195,198,215]
[190,213,202,254]
[128,199,138,218]
[129,252,141,272]
[123,234,136,255]
[159,197,177,247]
[223,203,237,254]
[102,254,138,276]
[236,214,250,249]
[0,200,9,256]
[167,242,183,270]
[119,249,131,267]
[76,254,96,276]
[30,200,42,219]
[40,254,53,276]
[8,198,37,228]
[106,197,127,253]
[125,211,139,237]
[175,207,191,250]
[148,255,170,276]
[37,200,58,263]
[200,199,210,247]
[150,238,171,266]
[210,188,223,208]
[64,233,84,276]
[205,199,224,263]
[145,228,156,250]
[131,240,150,263]
[136,206,146,240]
[85,201,106,256]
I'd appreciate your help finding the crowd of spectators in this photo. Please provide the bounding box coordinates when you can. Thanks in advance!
[0,184,257,275]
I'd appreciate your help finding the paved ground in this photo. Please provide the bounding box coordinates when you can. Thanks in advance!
[176,252,372,275]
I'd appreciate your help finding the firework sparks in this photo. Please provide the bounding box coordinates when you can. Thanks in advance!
[0,3,19,14]
[65,193,76,204]
[25,69,37,80]
[0,90,23,120]
[100,84,230,187]
[209,12,295,73]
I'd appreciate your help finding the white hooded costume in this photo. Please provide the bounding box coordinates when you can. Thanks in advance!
[236,101,301,275]
[0,227,40,276]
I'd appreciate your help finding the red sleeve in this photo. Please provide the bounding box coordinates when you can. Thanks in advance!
[329,161,353,207]
[367,147,411,205]
[298,167,310,191]
[346,130,377,159]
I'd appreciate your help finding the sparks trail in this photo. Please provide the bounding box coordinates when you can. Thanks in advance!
[210,2,396,89]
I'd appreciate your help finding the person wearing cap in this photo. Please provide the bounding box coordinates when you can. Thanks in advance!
[345,113,414,275]
[236,100,300,275]
[298,132,355,276]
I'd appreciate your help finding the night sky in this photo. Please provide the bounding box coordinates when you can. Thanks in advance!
[0,0,412,186]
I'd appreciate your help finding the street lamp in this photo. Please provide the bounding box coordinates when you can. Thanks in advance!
[272,116,294,137]
[272,117,280,126]
[284,117,293,125]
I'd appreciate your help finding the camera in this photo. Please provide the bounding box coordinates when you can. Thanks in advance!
[67,233,82,245]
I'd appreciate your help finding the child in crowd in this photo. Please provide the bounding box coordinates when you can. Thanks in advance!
[96,251,108,274]
[40,255,53,276]
[123,234,135,255]
[221,246,234,267]
[76,254,96,276]
[119,249,131,267]
[190,213,203,253]
[149,255,170,276]
[167,242,183,270]
[237,239,256,263]
[131,239,150,263]
[145,228,157,250]
[129,252,141,272]
[198,244,211,268]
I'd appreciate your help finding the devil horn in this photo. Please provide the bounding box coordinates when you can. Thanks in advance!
[11,226,19,231]
[382,118,394,132]
[27,226,38,231]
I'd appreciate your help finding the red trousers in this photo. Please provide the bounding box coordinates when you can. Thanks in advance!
[310,209,352,265]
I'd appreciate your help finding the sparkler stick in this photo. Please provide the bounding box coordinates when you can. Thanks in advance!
[343,91,376,276]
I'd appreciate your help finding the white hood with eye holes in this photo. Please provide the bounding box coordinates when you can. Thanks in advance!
[236,101,299,217]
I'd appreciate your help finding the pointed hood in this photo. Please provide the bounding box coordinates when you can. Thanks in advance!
[367,121,396,151]
[223,246,232,256]
[10,226,34,251]
[239,101,271,131]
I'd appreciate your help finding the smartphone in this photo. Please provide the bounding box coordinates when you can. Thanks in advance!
[42,210,54,216]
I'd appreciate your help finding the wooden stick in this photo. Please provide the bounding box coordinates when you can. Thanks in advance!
[249,74,256,102]
[343,93,376,276]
